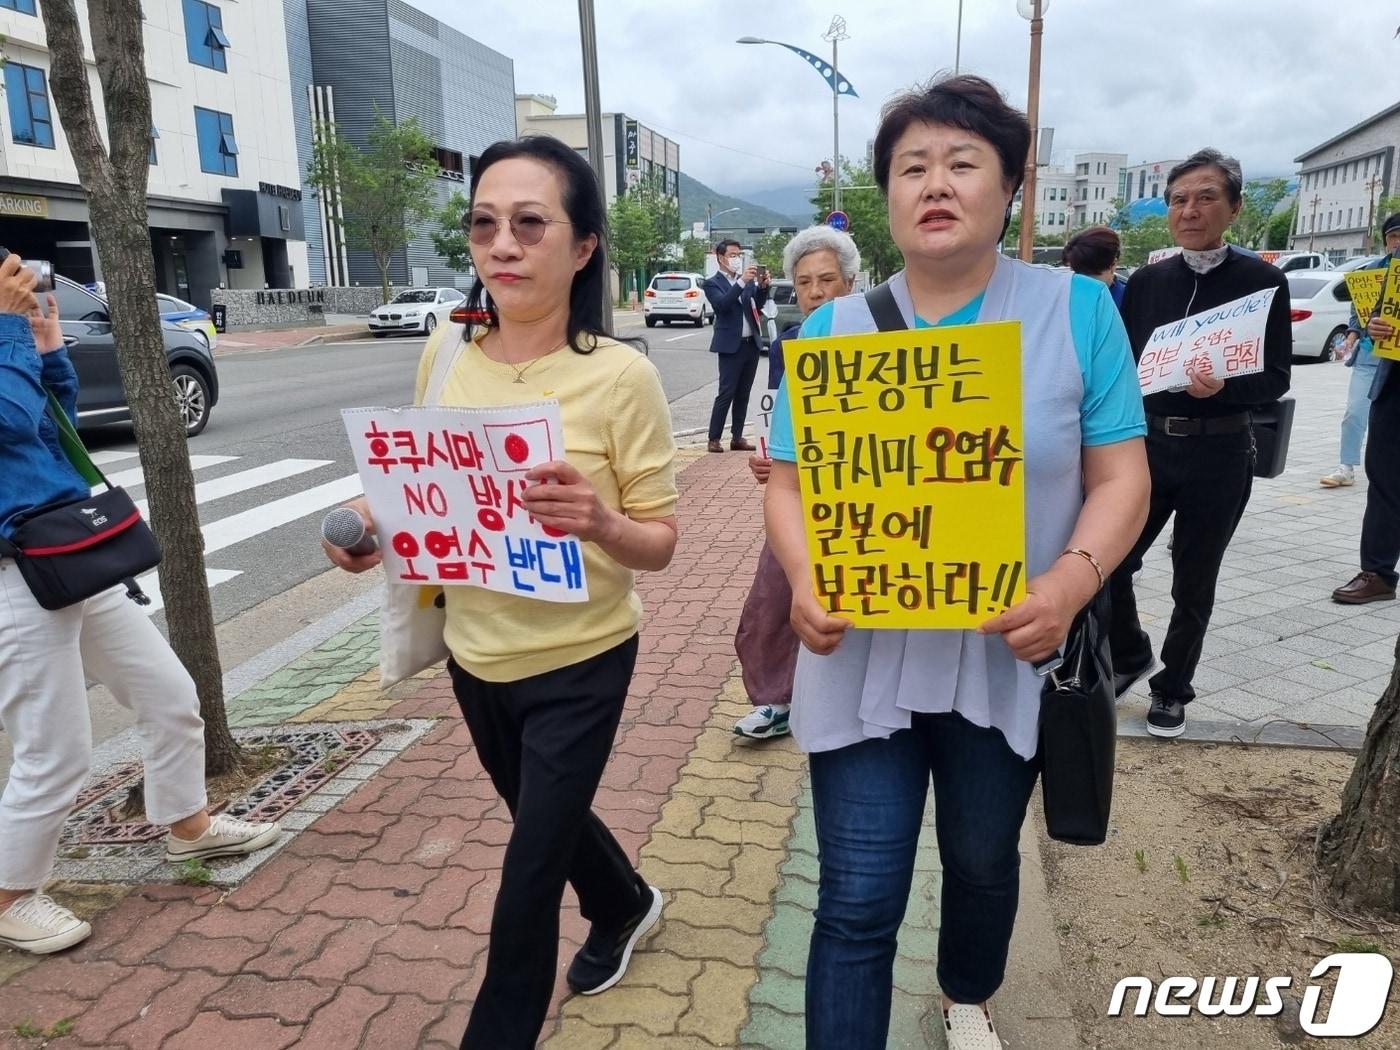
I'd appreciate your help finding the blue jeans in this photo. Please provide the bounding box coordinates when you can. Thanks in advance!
[1341,357,1379,466]
[805,712,1040,1050]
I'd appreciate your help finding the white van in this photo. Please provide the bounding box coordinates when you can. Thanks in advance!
[643,272,713,328]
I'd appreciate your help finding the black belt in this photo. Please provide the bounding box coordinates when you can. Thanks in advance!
[1147,412,1251,437]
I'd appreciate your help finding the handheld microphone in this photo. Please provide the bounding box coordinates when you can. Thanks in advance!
[321,506,378,557]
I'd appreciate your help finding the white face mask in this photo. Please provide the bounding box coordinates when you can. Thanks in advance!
[725,255,743,274]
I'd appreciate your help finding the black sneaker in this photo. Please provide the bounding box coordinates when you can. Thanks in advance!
[1145,695,1186,738]
[566,882,663,996]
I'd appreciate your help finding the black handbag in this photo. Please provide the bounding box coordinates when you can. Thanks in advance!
[1251,397,1295,480]
[1038,589,1116,846]
[0,392,160,610]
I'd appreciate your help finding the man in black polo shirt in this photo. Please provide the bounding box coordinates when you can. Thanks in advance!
[1108,148,1292,738]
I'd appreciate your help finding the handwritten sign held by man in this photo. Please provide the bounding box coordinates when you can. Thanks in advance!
[784,322,1026,629]
[342,403,589,602]
[1371,259,1400,362]
[1344,269,1386,328]
[1137,288,1275,395]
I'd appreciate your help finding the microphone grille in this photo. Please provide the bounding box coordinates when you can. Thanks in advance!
[322,506,367,548]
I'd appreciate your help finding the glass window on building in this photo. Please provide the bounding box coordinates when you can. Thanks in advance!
[194,107,238,176]
[184,0,230,71]
[5,63,54,148]
[1,0,37,14]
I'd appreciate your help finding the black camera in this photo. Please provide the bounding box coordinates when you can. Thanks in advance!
[0,247,55,292]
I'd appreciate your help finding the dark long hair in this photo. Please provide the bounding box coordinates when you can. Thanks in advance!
[465,134,630,354]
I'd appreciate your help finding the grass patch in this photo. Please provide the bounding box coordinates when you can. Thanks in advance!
[1134,849,1147,873]
[176,858,214,886]
[1173,855,1190,883]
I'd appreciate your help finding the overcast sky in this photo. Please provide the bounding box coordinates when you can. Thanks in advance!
[417,0,1400,196]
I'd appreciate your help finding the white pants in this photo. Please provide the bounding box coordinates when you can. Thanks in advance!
[0,560,207,890]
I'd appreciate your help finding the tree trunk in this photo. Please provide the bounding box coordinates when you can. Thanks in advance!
[41,0,240,775]
[1317,634,1400,916]
[376,252,391,306]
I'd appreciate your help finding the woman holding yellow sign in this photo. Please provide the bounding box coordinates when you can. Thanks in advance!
[762,75,1150,1050]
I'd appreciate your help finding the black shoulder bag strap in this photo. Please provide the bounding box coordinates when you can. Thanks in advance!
[864,281,906,332]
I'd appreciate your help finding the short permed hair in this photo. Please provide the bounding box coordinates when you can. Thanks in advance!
[1166,149,1244,206]
[1063,225,1121,276]
[781,225,861,280]
[872,74,1030,195]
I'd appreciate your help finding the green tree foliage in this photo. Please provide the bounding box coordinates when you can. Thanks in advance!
[678,237,709,274]
[810,159,899,282]
[431,190,471,273]
[607,174,681,301]
[305,114,440,304]
[1003,211,1069,252]
[1118,216,1175,266]
[1267,201,1297,250]
[753,231,793,274]
[1230,178,1289,249]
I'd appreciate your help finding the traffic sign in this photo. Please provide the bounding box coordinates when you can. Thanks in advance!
[826,210,849,232]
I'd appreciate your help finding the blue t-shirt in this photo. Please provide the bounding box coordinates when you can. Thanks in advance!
[768,274,1146,461]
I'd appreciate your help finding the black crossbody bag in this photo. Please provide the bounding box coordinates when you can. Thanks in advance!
[0,391,161,610]
[865,281,1116,845]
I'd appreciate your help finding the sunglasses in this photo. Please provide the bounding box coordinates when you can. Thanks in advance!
[466,209,573,247]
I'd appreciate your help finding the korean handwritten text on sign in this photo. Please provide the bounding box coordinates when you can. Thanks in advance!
[1371,259,1400,362]
[341,403,589,602]
[1137,288,1275,395]
[784,322,1026,628]
[1344,269,1385,328]
[754,390,777,460]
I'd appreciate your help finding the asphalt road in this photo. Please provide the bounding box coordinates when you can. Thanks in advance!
[78,312,729,629]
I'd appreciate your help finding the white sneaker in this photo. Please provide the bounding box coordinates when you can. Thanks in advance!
[733,703,791,739]
[1320,465,1355,488]
[165,813,282,863]
[0,893,92,954]
[943,1003,1000,1050]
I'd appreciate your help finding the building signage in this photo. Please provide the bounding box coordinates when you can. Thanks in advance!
[254,289,326,305]
[625,119,639,170]
[0,192,49,218]
[258,182,303,202]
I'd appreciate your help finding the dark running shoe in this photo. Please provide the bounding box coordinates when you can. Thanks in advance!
[566,882,663,996]
[1145,695,1186,739]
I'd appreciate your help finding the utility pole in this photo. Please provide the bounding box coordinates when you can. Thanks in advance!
[578,0,613,328]
[1017,0,1044,262]
[1365,175,1382,251]
[1308,193,1321,252]
[822,16,850,215]
[954,0,963,74]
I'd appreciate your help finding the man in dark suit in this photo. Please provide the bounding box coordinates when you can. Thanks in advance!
[703,239,769,454]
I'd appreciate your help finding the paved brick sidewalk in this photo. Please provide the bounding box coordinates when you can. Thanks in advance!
[214,323,372,354]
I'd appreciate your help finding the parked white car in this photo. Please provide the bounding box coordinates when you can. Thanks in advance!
[643,272,712,328]
[369,287,466,336]
[1287,270,1354,361]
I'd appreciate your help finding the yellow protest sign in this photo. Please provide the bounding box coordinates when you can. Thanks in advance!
[1345,269,1385,327]
[784,322,1026,629]
[1372,259,1400,362]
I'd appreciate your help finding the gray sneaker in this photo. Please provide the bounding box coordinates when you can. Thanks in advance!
[1320,465,1355,488]
[165,814,282,863]
[0,893,91,955]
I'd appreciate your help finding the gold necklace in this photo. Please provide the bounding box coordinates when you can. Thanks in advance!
[492,336,566,384]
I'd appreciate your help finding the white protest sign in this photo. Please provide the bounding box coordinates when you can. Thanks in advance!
[753,389,777,460]
[1147,246,1183,265]
[341,403,589,602]
[1136,288,1276,396]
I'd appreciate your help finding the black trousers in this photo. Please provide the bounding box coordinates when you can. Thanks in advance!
[1362,377,1400,588]
[452,636,643,1050]
[1108,427,1254,703]
[709,338,761,441]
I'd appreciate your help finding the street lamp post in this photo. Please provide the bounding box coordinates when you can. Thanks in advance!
[707,205,740,242]
[1016,0,1046,263]
[577,0,613,328]
[738,19,857,217]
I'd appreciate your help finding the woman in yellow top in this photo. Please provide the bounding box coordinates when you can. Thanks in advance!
[324,135,678,1050]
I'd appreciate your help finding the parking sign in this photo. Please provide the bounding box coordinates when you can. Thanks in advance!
[826,210,849,232]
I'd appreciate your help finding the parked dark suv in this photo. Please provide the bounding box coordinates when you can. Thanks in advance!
[53,275,220,436]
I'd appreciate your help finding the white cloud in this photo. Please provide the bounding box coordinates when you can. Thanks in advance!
[414,0,1400,194]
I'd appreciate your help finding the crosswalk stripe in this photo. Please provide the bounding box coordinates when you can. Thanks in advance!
[200,474,364,555]
[140,569,243,615]
[134,459,331,516]
[98,455,239,493]
[89,449,140,466]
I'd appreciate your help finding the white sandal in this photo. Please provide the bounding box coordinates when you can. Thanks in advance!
[943,1002,1001,1050]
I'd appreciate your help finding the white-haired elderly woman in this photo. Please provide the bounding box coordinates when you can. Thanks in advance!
[733,226,860,740]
